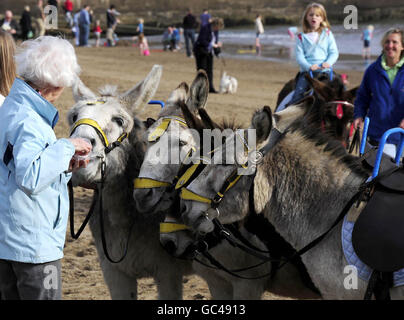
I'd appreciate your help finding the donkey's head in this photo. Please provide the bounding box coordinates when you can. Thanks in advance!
[306,75,358,147]
[177,105,276,235]
[69,65,162,188]
[133,70,209,214]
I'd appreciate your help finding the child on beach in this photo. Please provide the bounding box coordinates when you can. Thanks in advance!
[255,14,264,56]
[362,25,374,60]
[138,33,150,56]
[94,19,102,47]
[289,3,339,105]
[137,18,144,36]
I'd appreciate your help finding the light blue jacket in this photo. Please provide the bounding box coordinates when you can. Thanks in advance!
[295,28,339,72]
[0,78,75,263]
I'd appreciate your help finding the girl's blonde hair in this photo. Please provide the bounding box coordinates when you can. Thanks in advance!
[0,30,16,96]
[302,3,331,34]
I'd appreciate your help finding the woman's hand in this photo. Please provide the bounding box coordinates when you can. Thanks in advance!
[68,138,92,155]
[67,138,92,172]
[353,117,364,130]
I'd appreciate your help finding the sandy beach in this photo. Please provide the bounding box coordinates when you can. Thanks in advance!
[56,45,364,300]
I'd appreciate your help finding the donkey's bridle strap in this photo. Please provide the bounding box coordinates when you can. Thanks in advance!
[134,178,171,189]
[70,118,109,147]
[160,222,190,233]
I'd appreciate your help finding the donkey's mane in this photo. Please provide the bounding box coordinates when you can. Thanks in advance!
[218,118,241,131]
[288,117,367,176]
[98,85,119,97]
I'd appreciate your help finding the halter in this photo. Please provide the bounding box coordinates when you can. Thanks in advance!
[179,127,285,216]
[69,101,132,264]
[133,116,190,189]
[325,100,355,120]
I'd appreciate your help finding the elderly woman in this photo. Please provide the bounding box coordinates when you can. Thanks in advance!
[354,28,404,158]
[0,36,91,300]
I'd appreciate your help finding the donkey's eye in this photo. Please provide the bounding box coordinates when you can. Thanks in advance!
[72,114,78,123]
[179,140,187,147]
[113,117,124,127]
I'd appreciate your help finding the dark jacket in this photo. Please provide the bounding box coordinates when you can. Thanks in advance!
[106,10,116,29]
[354,55,404,145]
[20,10,32,33]
[0,18,19,39]
[183,13,197,30]
[194,24,212,55]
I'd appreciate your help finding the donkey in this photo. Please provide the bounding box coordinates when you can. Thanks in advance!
[133,71,277,299]
[159,100,327,299]
[277,74,358,149]
[178,106,404,299]
[68,65,193,299]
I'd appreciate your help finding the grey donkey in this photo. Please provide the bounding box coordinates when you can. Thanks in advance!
[178,105,404,299]
[134,71,317,299]
[68,65,193,299]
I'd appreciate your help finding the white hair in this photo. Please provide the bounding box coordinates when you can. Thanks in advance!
[15,36,80,89]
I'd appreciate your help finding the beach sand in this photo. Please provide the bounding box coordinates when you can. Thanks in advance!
[56,45,364,300]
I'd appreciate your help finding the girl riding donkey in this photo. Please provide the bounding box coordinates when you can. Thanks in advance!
[289,3,339,106]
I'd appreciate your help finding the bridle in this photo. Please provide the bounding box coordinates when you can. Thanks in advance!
[323,100,356,149]
[176,112,361,280]
[133,116,192,189]
[134,115,200,234]
[68,100,132,264]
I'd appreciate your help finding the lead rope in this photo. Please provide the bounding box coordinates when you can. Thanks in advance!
[98,157,135,264]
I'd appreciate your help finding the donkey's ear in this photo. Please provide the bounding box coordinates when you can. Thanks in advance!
[251,106,273,143]
[306,75,334,101]
[166,82,189,105]
[120,65,163,114]
[187,70,209,112]
[72,77,97,102]
[344,86,358,101]
[179,100,204,131]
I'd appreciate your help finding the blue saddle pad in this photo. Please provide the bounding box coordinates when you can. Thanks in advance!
[342,216,404,286]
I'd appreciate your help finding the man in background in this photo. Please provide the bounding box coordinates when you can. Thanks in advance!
[78,4,91,46]
[106,5,120,47]
[183,8,197,58]
[0,10,19,40]
[31,0,45,38]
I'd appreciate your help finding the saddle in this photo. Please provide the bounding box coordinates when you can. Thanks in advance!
[352,145,404,273]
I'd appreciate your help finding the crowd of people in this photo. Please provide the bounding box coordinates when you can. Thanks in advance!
[0,2,403,300]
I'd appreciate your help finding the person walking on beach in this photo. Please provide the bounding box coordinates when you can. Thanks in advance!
[137,18,144,36]
[354,28,404,159]
[78,5,91,46]
[31,1,45,38]
[138,33,150,56]
[255,14,264,56]
[0,36,91,300]
[106,5,120,47]
[288,3,338,105]
[19,6,32,40]
[362,25,374,61]
[64,0,74,28]
[0,30,16,106]
[183,9,197,58]
[194,18,223,93]
[93,19,102,47]
[200,9,211,27]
